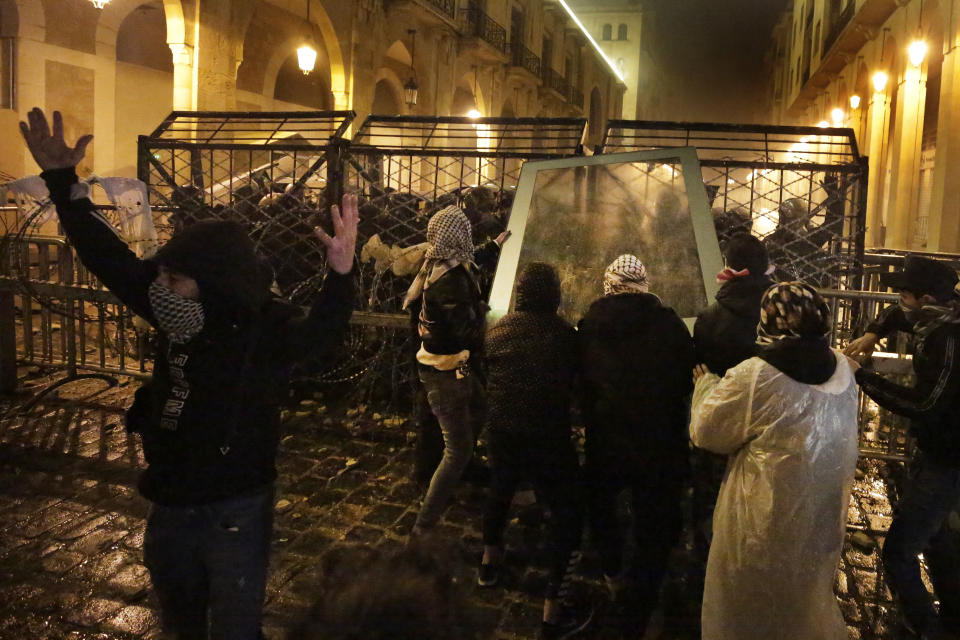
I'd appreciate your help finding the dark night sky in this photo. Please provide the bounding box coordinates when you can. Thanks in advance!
[644,0,791,123]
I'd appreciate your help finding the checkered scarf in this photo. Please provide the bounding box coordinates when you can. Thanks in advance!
[756,282,831,345]
[403,206,476,309]
[603,254,649,296]
[148,280,205,343]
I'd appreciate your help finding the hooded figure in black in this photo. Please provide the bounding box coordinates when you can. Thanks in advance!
[479,263,588,638]
[578,255,695,637]
[690,233,773,593]
[22,108,357,640]
[694,233,773,376]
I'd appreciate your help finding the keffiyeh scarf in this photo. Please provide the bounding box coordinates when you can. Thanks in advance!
[403,206,476,309]
[603,254,649,296]
[148,280,205,343]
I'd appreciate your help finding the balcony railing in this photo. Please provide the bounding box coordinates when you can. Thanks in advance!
[421,0,456,20]
[823,2,854,55]
[510,43,541,77]
[569,85,584,109]
[541,67,569,98]
[463,7,508,54]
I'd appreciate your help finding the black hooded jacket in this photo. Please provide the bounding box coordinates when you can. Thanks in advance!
[578,292,695,469]
[484,270,577,438]
[693,274,773,376]
[43,168,354,505]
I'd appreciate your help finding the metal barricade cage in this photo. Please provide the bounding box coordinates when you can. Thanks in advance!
[339,115,586,409]
[139,111,355,304]
[0,111,938,460]
[602,121,867,294]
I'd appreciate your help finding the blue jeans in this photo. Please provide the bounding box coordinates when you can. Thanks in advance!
[883,456,960,634]
[143,486,274,640]
[416,365,485,530]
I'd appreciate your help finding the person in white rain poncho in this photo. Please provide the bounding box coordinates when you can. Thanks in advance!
[690,282,860,640]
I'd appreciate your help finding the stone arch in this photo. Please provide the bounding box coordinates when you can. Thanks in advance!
[272,52,333,109]
[13,0,42,40]
[371,68,406,115]
[454,70,484,116]
[95,0,173,57]
[261,35,333,102]
[116,3,172,72]
[383,40,412,68]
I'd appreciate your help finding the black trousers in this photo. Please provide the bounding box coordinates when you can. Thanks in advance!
[587,457,684,626]
[482,429,583,600]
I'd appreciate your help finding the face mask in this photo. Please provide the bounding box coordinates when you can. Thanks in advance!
[149,280,205,342]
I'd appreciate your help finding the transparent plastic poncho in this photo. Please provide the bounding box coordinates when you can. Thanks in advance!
[690,352,859,640]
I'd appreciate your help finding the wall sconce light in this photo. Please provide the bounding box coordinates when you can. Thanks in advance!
[831,108,845,126]
[297,0,318,75]
[89,0,111,7]
[467,109,482,119]
[817,120,830,128]
[908,39,928,67]
[404,30,419,107]
[849,94,861,110]
[872,71,888,93]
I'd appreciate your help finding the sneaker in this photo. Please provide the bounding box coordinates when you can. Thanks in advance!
[477,562,501,587]
[540,605,595,639]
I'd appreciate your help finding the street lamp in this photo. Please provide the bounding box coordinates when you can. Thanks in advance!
[404,30,419,108]
[817,120,830,128]
[467,109,482,119]
[908,39,928,67]
[297,0,318,74]
[849,94,861,110]
[872,71,888,93]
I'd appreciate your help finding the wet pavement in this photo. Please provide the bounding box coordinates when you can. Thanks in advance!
[0,369,925,639]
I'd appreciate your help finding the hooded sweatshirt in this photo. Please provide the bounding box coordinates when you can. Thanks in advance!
[578,292,695,469]
[43,167,354,505]
[484,264,577,438]
[693,274,773,376]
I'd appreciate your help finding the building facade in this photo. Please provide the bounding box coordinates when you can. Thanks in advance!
[0,0,625,181]
[767,0,960,252]
[565,0,649,121]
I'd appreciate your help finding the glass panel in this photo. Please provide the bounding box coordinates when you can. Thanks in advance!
[497,152,716,323]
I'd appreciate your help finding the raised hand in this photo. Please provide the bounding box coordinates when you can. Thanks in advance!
[314,193,359,275]
[19,108,93,171]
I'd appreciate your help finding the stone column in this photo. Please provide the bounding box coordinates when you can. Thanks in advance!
[885,64,926,249]
[169,43,195,111]
[926,0,960,251]
[193,0,256,111]
[864,89,891,248]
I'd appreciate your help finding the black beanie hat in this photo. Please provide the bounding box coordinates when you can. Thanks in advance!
[153,221,272,313]
[515,262,562,313]
[723,232,768,275]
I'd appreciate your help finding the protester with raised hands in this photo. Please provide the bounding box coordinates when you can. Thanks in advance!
[20,107,358,640]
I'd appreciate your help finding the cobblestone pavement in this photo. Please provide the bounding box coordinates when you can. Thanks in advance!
[0,369,925,639]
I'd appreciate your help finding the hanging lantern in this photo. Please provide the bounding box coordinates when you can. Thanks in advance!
[297,0,317,75]
[297,38,318,75]
[908,39,928,67]
[872,71,888,93]
[403,77,419,107]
